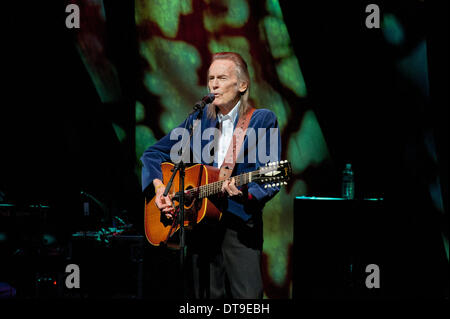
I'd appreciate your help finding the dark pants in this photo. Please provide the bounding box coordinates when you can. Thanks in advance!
[186,212,263,299]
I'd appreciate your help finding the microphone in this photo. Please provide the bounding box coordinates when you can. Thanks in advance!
[194,93,215,110]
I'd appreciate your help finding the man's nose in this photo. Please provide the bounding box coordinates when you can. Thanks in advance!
[212,79,219,89]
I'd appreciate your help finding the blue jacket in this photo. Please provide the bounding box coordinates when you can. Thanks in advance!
[140,106,281,221]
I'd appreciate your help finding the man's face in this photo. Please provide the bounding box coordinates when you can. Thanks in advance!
[208,59,247,111]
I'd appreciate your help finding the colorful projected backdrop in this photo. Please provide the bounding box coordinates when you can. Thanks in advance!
[74,0,331,298]
[134,0,330,298]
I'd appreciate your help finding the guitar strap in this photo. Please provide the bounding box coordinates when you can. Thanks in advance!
[219,106,255,180]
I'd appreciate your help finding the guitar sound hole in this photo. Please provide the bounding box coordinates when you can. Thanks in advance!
[184,186,194,207]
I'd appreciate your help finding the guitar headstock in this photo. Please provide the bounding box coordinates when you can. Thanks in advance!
[254,160,292,188]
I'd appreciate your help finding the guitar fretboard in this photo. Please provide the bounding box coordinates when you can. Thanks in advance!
[189,171,255,199]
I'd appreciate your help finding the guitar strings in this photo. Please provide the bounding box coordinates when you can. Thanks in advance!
[172,162,288,201]
[187,172,251,199]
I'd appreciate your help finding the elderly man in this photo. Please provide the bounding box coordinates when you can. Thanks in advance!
[141,52,281,299]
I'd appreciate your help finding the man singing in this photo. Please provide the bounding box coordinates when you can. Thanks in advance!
[141,52,281,299]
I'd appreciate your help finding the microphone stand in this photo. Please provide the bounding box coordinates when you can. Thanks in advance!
[162,102,205,298]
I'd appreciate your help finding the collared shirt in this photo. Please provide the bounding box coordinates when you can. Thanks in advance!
[217,100,240,168]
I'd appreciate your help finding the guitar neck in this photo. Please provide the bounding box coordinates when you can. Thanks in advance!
[195,171,255,199]
[171,160,290,201]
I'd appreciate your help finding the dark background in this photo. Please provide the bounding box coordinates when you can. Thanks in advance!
[1,1,447,299]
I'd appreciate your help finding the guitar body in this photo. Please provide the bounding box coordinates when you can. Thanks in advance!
[144,160,292,247]
[144,162,222,246]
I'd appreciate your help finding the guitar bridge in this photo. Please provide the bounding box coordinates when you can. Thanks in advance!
[183,206,198,229]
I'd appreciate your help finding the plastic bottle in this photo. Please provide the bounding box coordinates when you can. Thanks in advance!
[342,163,355,199]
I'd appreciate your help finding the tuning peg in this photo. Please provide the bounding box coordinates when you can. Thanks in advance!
[283,182,287,185]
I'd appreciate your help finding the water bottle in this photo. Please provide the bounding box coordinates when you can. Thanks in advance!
[342,163,355,199]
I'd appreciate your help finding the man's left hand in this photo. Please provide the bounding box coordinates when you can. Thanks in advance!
[221,177,243,198]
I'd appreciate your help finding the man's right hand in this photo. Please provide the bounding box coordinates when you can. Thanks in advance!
[154,180,175,219]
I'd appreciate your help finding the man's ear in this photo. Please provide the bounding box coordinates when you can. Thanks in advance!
[239,81,248,94]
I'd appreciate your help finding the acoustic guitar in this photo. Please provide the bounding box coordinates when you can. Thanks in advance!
[144,160,292,246]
